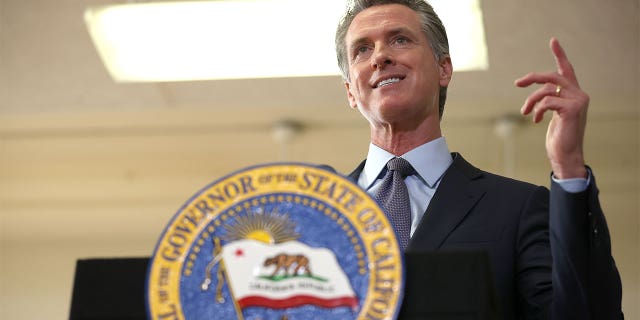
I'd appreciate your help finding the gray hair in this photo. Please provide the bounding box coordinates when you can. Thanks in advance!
[335,0,450,118]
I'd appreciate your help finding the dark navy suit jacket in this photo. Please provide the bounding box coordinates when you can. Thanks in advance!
[348,153,622,319]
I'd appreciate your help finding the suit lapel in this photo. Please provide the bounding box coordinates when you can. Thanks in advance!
[347,160,366,182]
[408,153,486,251]
[348,154,487,250]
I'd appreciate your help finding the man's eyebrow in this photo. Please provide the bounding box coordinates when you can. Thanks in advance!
[347,38,369,53]
[387,27,415,38]
[348,26,416,49]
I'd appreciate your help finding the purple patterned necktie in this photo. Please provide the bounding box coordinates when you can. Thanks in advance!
[374,157,415,251]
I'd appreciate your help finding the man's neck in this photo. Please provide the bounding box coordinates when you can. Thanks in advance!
[370,122,442,156]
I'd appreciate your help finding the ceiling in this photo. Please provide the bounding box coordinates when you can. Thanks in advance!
[1,0,638,238]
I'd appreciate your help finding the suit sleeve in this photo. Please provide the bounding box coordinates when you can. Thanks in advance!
[515,186,553,318]
[549,170,623,319]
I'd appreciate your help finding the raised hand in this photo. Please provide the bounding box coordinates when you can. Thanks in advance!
[515,38,588,179]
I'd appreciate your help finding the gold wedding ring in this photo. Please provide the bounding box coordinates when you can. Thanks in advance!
[555,85,562,97]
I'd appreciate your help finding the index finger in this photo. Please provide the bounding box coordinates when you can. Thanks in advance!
[551,38,579,85]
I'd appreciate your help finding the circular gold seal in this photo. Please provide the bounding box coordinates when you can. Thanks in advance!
[147,163,404,319]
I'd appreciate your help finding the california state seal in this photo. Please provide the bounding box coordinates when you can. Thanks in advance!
[147,163,404,320]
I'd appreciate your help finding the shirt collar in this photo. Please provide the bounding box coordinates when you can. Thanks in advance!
[361,137,453,189]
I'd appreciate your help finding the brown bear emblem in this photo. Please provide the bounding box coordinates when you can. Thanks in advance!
[263,253,312,277]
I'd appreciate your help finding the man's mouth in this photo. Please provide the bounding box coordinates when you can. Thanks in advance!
[375,77,403,88]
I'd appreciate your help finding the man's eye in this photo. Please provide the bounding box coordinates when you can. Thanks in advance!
[357,46,369,54]
[353,46,370,59]
[394,37,409,45]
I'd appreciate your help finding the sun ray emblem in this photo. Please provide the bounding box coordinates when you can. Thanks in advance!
[223,207,299,244]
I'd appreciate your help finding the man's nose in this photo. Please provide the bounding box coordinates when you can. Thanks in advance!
[371,45,394,70]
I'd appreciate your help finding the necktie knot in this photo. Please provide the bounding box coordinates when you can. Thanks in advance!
[387,157,415,178]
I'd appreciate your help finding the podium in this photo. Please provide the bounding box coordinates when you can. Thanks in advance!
[399,250,500,319]
[69,252,499,319]
[69,258,148,320]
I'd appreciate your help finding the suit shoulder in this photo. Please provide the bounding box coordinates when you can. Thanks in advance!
[482,170,547,193]
[452,153,547,195]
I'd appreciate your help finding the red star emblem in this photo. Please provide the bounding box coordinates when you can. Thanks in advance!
[234,248,244,257]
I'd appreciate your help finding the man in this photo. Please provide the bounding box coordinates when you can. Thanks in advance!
[335,0,623,318]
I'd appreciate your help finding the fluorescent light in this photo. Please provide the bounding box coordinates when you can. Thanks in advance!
[85,0,487,82]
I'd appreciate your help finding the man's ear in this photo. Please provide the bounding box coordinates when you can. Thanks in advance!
[438,55,453,87]
[345,81,358,109]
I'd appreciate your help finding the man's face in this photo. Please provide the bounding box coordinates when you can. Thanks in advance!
[344,4,451,129]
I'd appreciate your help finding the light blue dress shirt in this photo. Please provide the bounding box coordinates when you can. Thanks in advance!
[357,137,453,236]
[357,137,589,237]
